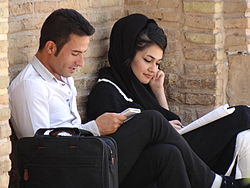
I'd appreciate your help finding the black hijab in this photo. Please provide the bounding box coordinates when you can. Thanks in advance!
[99,14,180,121]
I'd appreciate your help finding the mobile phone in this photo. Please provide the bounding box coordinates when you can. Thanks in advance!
[120,108,141,121]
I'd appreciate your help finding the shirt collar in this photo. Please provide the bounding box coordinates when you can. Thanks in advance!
[31,56,55,81]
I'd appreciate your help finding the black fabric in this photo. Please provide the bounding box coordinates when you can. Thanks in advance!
[104,13,179,121]
[87,13,250,176]
[108,110,215,188]
[183,105,250,175]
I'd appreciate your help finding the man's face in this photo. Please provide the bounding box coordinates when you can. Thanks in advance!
[49,33,90,78]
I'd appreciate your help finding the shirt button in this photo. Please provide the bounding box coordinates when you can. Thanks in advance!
[62,83,65,86]
[66,99,69,102]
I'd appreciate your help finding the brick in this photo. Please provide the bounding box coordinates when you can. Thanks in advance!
[0,34,7,40]
[91,25,112,41]
[0,156,11,172]
[227,55,250,105]
[9,2,34,16]
[22,17,44,30]
[0,94,8,105]
[182,79,216,90]
[125,0,148,6]
[186,93,215,105]
[8,20,23,34]
[0,22,8,34]
[85,40,109,58]
[184,2,223,14]
[85,8,124,24]
[184,63,216,75]
[0,123,11,139]
[160,9,182,22]
[0,172,10,188]
[85,77,97,90]
[0,107,10,121]
[0,0,8,7]
[0,58,8,69]
[184,48,215,61]
[0,138,11,157]
[184,32,215,44]
[59,0,85,9]
[166,73,179,87]
[224,2,246,13]
[75,58,105,75]
[0,40,8,53]
[34,1,58,13]
[224,18,247,29]
[0,6,8,18]
[0,76,9,89]
[158,0,180,8]
[9,34,37,49]
[168,90,186,103]
[185,15,215,29]
[8,50,29,65]
[89,0,120,8]
[225,34,246,47]
[0,89,7,96]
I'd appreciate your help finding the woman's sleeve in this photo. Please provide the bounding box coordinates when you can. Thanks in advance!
[86,82,127,121]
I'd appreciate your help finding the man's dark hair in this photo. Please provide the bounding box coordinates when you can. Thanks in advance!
[39,8,95,55]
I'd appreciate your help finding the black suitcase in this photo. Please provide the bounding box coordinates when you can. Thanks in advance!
[17,127,118,188]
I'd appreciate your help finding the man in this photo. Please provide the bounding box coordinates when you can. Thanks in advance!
[9,8,126,139]
[8,9,246,188]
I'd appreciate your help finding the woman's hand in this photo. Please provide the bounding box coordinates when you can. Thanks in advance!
[149,70,169,110]
[149,70,165,92]
[169,120,183,131]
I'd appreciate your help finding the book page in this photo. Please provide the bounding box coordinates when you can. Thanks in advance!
[178,104,235,135]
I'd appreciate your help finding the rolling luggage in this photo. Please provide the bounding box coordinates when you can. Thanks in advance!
[17,127,118,188]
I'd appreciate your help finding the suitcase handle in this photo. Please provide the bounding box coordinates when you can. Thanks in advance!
[35,127,93,137]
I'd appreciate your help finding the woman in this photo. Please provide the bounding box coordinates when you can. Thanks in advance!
[87,14,250,187]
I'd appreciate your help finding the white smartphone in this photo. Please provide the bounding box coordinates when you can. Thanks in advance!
[120,108,141,122]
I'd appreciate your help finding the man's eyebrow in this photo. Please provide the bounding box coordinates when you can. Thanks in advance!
[72,50,83,53]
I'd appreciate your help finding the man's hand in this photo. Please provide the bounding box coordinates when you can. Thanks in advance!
[95,113,127,136]
[169,120,183,131]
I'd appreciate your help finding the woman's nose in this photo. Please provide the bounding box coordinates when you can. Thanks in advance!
[149,63,158,73]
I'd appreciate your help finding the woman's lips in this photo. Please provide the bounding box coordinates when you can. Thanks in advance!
[143,73,153,79]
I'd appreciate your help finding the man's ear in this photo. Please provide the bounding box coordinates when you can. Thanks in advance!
[45,41,57,55]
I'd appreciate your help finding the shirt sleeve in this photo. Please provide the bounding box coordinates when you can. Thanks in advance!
[9,79,51,138]
[79,120,100,136]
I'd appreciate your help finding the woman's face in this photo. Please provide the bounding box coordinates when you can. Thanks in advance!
[131,44,163,84]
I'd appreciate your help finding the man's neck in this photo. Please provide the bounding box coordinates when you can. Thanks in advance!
[35,51,64,82]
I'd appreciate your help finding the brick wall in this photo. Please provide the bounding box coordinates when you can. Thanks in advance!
[7,0,125,187]
[8,0,125,119]
[125,0,250,123]
[2,0,250,187]
[0,0,12,187]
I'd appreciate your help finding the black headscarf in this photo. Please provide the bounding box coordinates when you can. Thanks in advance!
[99,14,180,121]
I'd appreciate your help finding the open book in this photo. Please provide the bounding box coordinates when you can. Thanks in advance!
[178,104,235,135]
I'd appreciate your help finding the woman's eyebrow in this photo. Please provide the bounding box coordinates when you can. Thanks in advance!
[146,55,162,61]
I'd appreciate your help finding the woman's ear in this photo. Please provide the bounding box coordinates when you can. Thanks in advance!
[45,41,57,55]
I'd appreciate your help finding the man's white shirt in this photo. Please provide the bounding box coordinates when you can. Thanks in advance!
[8,56,100,138]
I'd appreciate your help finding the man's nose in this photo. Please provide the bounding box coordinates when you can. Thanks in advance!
[76,55,84,67]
